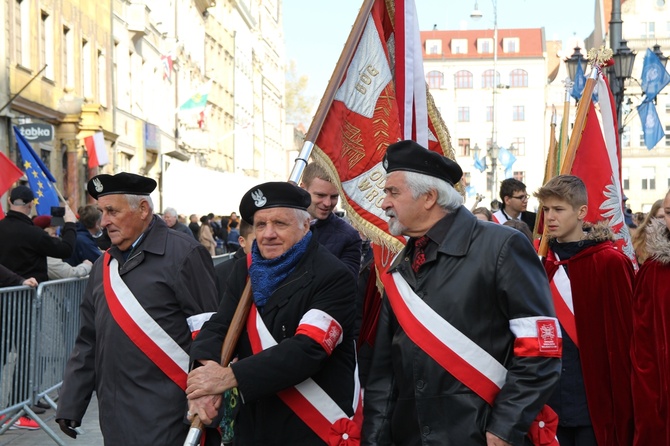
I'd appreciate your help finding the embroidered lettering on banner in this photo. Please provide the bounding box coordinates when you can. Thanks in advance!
[537,320,559,352]
[341,121,365,168]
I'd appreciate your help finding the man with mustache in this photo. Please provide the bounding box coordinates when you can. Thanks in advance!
[363,140,561,446]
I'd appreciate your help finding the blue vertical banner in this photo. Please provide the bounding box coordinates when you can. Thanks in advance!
[641,48,670,99]
[638,100,665,149]
[570,61,586,101]
[473,150,487,172]
[497,146,517,179]
[12,126,59,215]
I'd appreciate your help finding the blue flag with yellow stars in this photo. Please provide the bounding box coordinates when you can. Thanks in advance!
[13,126,59,215]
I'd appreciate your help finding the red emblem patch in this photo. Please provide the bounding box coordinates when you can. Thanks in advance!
[536,319,559,352]
[323,320,342,352]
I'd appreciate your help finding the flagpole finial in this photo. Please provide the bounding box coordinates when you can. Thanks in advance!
[562,77,574,92]
[587,46,614,67]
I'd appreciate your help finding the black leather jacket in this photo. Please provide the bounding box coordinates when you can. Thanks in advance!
[363,207,561,446]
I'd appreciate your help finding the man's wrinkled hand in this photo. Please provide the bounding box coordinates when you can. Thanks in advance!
[186,360,237,399]
[486,432,512,446]
[187,394,222,426]
[56,418,81,439]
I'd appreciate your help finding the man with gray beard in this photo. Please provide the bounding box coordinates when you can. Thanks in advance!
[363,140,561,446]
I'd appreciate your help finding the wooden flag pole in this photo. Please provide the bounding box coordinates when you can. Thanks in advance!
[537,51,606,257]
[288,0,376,184]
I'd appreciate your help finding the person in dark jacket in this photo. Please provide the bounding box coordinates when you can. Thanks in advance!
[163,207,195,238]
[214,219,254,300]
[187,181,360,445]
[300,161,362,278]
[0,185,77,283]
[362,141,561,446]
[55,172,220,445]
[66,204,102,266]
[0,264,37,288]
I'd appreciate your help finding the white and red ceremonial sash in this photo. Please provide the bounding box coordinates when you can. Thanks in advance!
[380,269,561,446]
[102,252,190,390]
[246,304,361,445]
[547,254,579,348]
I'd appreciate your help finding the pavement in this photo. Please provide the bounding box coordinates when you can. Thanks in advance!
[0,395,102,446]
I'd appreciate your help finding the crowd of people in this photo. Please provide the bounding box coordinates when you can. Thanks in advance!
[0,141,669,446]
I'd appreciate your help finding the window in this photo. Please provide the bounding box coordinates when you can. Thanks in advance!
[512,105,525,121]
[511,137,525,156]
[513,171,525,182]
[666,125,670,146]
[464,172,471,187]
[477,38,493,54]
[16,0,30,67]
[481,70,500,88]
[503,37,519,53]
[41,12,54,79]
[98,50,106,107]
[426,39,442,55]
[510,69,528,88]
[426,70,444,89]
[642,22,656,39]
[622,167,630,190]
[451,38,468,55]
[63,26,74,88]
[486,106,493,122]
[82,39,92,98]
[458,138,471,156]
[621,126,631,148]
[641,167,656,190]
[454,70,473,88]
[458,107,470,122]
[665,103,670,113]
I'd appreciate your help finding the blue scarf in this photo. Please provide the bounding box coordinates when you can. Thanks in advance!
[249,231,312,313]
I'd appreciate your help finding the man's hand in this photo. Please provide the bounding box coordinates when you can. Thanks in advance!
[56,418,81,439]
[63,204,77,224]
[486,432,512,446]
[186,360,238,399]
[187,394,222,426]
[22,277,38,287]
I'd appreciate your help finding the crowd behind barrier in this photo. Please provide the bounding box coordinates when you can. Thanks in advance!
[0,277,88,446]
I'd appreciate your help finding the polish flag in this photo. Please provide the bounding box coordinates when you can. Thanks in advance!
[84,132,109,169]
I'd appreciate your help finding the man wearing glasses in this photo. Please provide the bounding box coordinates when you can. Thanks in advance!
[492,178,537,230]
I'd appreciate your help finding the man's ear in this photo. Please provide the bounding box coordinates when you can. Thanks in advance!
[423,189,438,209]
[139,199,151,220]
[577,204,588,220]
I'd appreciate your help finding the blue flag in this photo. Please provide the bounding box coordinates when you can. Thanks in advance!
[473,150,487,172]
[13,126,59,215]
[497,146,517,171]
[638,100,665,150]
[641,48,670,100]
[570,61,586,101]
[465,185,477,198]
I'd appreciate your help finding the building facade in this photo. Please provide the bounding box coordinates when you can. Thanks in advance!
[422,28,548,210]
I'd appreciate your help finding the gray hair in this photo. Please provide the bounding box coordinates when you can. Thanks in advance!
[163,207,177,217]
[293,208,311,225]
[125,194,154,212]
[403,171,463,211]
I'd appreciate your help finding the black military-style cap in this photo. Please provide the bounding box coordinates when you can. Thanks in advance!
[10,185,35,205]
[239,182,311,224]
[87,172,157,200]
[383,140,463,186]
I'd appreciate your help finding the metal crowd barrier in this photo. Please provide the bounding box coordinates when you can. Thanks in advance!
[212,252,234,266]
[0,277,88,445]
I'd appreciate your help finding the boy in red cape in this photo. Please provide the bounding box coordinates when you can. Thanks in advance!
[535,175,635,446]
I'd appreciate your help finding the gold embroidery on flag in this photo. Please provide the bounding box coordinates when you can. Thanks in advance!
[341,121,365,168]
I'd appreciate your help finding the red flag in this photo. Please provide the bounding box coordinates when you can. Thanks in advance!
[311,0,456,259]
[570,71,636,265]
[0,151,24,219]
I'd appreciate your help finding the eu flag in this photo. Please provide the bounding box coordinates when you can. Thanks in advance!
[13,126,59,215]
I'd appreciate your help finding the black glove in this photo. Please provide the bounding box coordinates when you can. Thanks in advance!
[56,418,81,439]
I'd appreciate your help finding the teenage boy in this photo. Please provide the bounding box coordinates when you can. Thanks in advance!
[535,175,635,446]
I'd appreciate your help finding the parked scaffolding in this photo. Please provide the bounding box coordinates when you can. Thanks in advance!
[0,277,88,446]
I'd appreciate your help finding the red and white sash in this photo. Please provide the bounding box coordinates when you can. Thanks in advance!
[246,304,361,445]
[102,252,213,390]
[547,253,579,348]
[380,269,561,445]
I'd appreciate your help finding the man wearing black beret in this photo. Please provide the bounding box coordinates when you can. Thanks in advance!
[363,140,561,446]
[56,172,220,445]
[187,181,361,444]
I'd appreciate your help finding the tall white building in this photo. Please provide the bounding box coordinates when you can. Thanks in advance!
[422,28,548,210]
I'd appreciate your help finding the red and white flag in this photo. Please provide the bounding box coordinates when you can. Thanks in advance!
[311,0,455,259]
[0,151,24,219]
[570,70,636,264]
[84,132,109,169]
[161,54,173,81]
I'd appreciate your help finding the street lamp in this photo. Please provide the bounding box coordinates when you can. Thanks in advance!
[652,43,668,67]
[610,40,637,132]
[565,46,587,82]
[471,0,498,201]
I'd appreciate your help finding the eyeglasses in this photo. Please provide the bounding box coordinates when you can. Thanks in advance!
[511,194,529,201]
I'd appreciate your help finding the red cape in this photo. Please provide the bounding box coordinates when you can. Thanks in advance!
[545,242,635,445]
[631,259,670,446]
